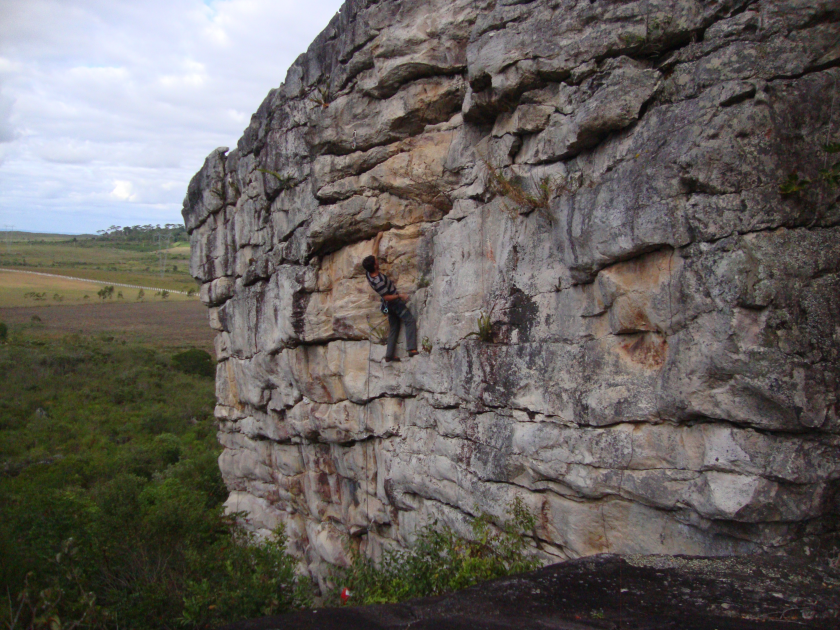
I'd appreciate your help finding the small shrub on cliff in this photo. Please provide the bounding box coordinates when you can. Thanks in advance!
[256,168,296,190]
[780,143,840,195]
[367,315,389,345]
[331,498,540,606]
[465,309,495,343]
[421,336,433,353]
[307,84,331,109]
[484,160,558,219]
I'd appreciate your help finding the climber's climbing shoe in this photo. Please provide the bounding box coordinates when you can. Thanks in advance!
[384,356,401,363]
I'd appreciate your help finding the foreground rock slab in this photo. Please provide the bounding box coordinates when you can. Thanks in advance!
[219,554,840,630]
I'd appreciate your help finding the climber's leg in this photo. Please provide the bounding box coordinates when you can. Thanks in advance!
[401,305,417,354]
[385,307,401,360]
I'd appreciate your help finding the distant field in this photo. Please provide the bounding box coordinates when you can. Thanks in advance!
[0,236,197,293]
[0,300,215,353]
[0,231,96,242]
[0,269,194,307]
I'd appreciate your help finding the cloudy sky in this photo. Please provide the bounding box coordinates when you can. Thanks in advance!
[0,0,344,234]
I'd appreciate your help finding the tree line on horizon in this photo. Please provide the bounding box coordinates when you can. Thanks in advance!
[94,224,188,244]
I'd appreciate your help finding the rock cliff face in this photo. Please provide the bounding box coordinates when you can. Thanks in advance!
[183,0,840,586]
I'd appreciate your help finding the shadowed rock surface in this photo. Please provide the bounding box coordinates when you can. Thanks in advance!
[183,0,840,587]
[218,554,840,629]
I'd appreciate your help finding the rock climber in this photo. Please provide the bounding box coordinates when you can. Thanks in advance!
[362,231,418,362]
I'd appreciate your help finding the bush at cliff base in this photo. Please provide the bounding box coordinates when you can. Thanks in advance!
[172,348,215,378]
[331,498,541,606]
[0,330,309,630]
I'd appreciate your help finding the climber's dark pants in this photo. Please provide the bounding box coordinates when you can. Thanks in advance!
[386,299,417,359]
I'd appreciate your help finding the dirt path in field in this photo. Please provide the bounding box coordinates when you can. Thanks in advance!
[0,300,215,352]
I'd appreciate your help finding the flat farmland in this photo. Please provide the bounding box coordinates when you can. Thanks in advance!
[0,300,216,353]
[0,269,194,306]
[0,238,197,293]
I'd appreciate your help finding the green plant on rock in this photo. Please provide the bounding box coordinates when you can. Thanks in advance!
[209,184,226,202]
[416,274,431,289]
[228,177,241,197]
[367,315,389,345]
[256,168,296,190]
[779,172,811,196]
[466,308,495,343]
[484,161,557,219]
[819,143,840,187]
[307,84,331,109]
[421,336,433,353]
[780,143,840,196]
[330,497,540,606]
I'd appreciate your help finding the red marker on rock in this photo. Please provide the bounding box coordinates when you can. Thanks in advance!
[340,587,352,604]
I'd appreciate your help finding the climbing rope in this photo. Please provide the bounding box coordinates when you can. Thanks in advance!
[363,337,373,533]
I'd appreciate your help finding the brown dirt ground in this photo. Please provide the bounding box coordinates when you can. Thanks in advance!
[0,300,215,353]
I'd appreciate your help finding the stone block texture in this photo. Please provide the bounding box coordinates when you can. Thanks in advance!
[184,0,840,586]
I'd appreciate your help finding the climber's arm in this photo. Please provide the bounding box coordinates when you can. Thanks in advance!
[372,231,383,259]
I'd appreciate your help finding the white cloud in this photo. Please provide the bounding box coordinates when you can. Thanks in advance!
[0,0,344,233]
[111,180,137,202]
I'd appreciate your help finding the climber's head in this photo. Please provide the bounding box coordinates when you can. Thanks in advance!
[362,255,378,274]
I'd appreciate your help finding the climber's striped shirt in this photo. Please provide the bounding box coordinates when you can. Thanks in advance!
[366,271,397,299]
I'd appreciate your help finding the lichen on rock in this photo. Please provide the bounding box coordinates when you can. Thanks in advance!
[184,0,840,587]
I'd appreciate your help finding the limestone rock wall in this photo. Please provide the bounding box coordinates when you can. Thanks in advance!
[183,0,840,586]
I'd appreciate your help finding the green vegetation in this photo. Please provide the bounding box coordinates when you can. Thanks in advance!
[780,143,840,196]
[93,224,187,248]
[484,161,558,219]
[96,285,114,301]
[172,348,215,378]
[256,169,296,190]
[779,172,811,196]
[421,336,433,353]
[466,309,495,343]
[307,84,331,109]
[0,318,541,628]
[367,315,389,345]
[0,328,309,629]
[331,498,540,606]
